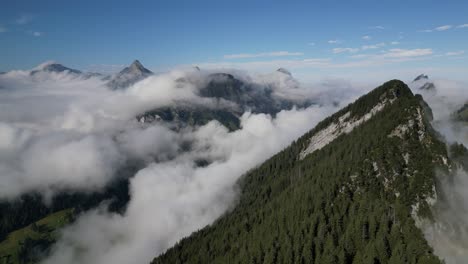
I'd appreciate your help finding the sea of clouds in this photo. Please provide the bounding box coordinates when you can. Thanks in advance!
[1,65,466,263]
[0,65,361,263]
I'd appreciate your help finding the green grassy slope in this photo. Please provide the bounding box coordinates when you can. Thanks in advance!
[0,209,73,264]
[152,80,448,264]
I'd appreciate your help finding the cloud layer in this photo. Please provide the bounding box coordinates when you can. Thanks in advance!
[0,64,363,264]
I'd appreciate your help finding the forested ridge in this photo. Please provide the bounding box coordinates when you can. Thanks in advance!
[152,80,449,264]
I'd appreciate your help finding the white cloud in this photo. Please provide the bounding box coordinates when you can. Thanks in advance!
[332,47,359,54]
[390,41,400,45]
[421,25,454,32]
[328,39,340,44]
[1,65,373,264]
[457,24,468,28]
[362,35,371,40]
[361,42,386,50]
[42,103,346,264]
[446,50,465,56]
[435,25,453,31]
[224,51,303,59]
[383,48,433,58]
[32,31,42,37]
[308,42,315,46]
[0,26,6,33]
[369,26,385,30]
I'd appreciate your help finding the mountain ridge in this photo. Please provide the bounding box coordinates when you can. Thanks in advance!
[152,80,449,263]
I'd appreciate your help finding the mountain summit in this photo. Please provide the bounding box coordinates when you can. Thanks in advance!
[153,80,450,264]
[30,62,82,76]
[413,74,436,91]
[413,74,429,82]
[277,67,292,76]
[107,60,153,89]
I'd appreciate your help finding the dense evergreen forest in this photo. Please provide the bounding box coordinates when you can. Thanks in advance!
[0,162,140,252]
[152,80,450,264]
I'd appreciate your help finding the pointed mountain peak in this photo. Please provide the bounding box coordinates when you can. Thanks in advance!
[411,74,436,91]
[122,60,152,75]
[413,74,429,82]
[276,68,292,76]
[107,60,153,89]
[130,59,143,69]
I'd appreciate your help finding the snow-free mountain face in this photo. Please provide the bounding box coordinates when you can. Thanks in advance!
[106,60,153,90]
[413,73,436,91]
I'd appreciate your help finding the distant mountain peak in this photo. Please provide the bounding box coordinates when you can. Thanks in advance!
[413,74,429,82]
[34,60,58,70]
[412,74,436,91]
[276,68,292,76]
[30,61,82,75]
[125,60,152,74]
[107,60,153,89]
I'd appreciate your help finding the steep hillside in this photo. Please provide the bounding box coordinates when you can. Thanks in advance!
[454,103,468,122]
[152,80,449,264]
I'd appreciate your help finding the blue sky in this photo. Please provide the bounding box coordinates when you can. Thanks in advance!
[1,0,468,81]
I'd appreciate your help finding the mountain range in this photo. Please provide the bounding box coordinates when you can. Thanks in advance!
[1,63,467,263]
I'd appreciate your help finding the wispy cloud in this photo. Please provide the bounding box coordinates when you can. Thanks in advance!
[457,24,468,28]
[362,35,371,40]
[197,48,434,72]
[0,25,6,33]
[446,50,465,56]
[224,51,304,59]
[308,42,315,46]
[15,14,33,25]
[390,41,400,45]
[361,42,386,50]
[421,25,453,32]
[382,48,433,58]
[435,25,453,31]
[32,31,42,37]
[328,40,340,44]
[332,47,359,54]
[369,26,385,30]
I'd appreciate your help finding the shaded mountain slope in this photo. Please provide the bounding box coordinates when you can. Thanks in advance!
[152,80,448,264]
